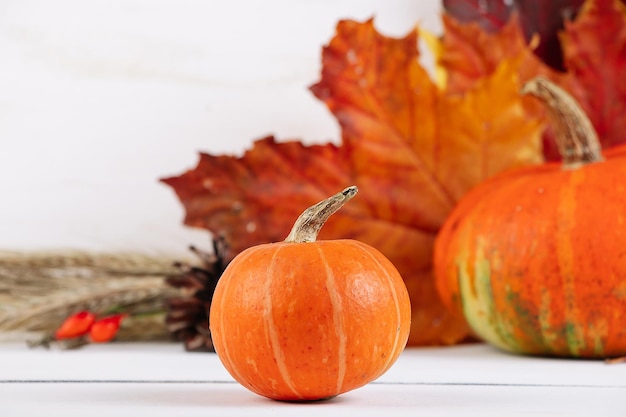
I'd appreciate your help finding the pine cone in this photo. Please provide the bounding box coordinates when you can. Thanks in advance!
[165,237,229,352]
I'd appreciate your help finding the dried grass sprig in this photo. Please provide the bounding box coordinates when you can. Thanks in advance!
[0,251,184,342]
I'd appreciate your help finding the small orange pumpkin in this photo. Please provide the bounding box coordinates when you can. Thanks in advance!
[209,186,411,401]
[434,77,626,359]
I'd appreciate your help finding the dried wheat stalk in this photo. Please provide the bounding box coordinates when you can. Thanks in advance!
[0,250,186,341]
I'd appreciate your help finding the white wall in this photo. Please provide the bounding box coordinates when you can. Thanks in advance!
[0,0,441,255]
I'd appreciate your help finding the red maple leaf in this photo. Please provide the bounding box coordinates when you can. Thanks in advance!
[443,0,589,70]
[561,0,626,149]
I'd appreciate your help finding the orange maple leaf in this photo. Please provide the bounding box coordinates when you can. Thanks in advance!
[162,19,544,346]
[439,0,626,159]
[439,13,549,94]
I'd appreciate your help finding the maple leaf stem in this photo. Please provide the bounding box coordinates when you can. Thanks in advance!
[284,186,358,243]
[521,77,604,169]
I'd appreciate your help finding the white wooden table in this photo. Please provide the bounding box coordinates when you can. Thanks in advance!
[1,342,624,416]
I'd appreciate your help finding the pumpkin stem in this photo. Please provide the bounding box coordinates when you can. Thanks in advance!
[284,186,358,243]
[521,77,604,169]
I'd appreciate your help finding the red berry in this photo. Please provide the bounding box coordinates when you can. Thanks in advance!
[54,311,96,339]
[89,314,126,343]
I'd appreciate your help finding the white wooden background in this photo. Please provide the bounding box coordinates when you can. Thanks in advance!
[2,342,625,417]
[0,0,442,254]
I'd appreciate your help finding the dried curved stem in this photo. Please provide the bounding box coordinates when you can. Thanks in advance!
[285,186,358,243]
[521,77,603,169]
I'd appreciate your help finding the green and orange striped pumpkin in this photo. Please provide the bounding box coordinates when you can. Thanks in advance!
[210,186,411,401]
[434,77,626,359]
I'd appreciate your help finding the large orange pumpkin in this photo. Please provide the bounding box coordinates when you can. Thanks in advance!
[434,78,626,359]
[210,186,411,401]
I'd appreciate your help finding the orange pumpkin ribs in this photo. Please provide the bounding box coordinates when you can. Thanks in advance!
[209,187,412,401]
[434,78,626,359]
